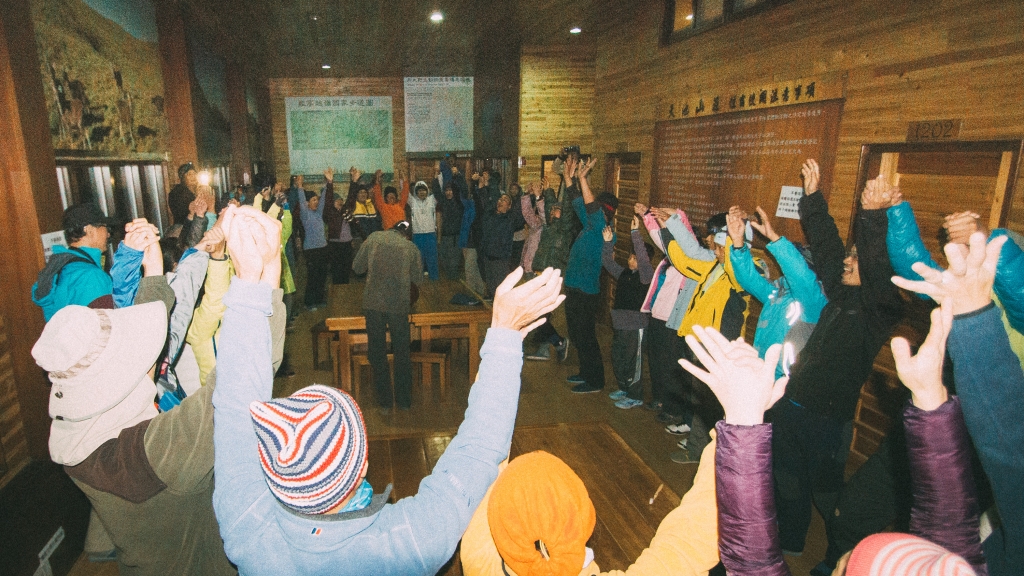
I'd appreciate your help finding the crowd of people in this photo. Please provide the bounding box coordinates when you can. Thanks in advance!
[26,151,1023,576]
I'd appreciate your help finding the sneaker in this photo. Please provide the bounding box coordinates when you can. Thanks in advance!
[665,423,691,436]
[643,400,664,412]
[566,374,585,384]
[615,397,644,409]
[670,450,698,464]
[571,383,603,394]
[676,438,688,449]
[555,337,570,362]
[525,345,551,361]
[655,411,683,425]
[608,390,628,401]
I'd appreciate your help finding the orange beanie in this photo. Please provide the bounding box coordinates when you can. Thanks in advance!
[487,451,596,576]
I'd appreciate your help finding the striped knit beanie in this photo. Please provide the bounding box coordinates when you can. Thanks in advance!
[249,385,368,515]
[847,533,976,576]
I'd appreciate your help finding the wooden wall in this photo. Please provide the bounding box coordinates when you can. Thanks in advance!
[268,78,405,185]
[583,0,1024,235]
[518,47,597,186]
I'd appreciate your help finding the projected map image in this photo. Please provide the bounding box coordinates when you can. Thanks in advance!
[404,77,473,153]
[285,96,393,176]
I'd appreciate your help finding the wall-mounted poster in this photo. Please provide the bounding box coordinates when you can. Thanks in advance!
[404,77,473,153]
[186,26,231,165]
[285,96,393,177]
[32,0,169,155]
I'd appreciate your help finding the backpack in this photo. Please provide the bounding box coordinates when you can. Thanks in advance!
[34,247,100,300]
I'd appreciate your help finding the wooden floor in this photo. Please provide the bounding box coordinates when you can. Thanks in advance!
[67,268,828,576]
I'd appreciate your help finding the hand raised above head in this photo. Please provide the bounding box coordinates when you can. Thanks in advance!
[631,216,640,231]
[726,209,745,247]
[750,206,780,242]
[891,232,1007,315]
[801,158,820,195]
[634,203,648,216]
[491,267,565,338]
[602,226,614,242]
[679,326,788,426]
[943,211,984,246]
[891,303,952,411]
[222,205,282,284]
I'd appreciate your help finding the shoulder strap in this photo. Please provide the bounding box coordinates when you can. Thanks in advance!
[34,249,101,300]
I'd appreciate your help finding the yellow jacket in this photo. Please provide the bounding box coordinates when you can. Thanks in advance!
[186,257,233,386]
[459,438,719,576]
[667,238,747,338]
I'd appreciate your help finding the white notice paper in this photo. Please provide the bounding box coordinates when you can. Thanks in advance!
[41,231,68,263]
[776,186,804,220]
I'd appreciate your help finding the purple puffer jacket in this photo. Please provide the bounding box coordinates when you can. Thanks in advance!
[716,396,986,576]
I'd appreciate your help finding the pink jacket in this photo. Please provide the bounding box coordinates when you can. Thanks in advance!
[641,210,694,321]
[520,194,545,272]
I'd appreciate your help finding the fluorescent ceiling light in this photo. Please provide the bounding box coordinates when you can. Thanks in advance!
[569,26,582,34]
[430,11,443,22]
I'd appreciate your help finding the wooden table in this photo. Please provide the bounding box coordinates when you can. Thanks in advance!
[365,422,682,575]
[325,280,492,393]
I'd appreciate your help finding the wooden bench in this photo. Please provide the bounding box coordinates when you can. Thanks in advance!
[350,351,450,405]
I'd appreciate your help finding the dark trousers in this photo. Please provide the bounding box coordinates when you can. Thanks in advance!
[647,319,692,419]
[531,314,563,347]
[611,327,643,399]
[770,399,850,553]
[565,288,604,389]
[328,241,353,285]
[364,309,412,409]
[439,235,461,280]
[303,247,329,306]
[483,256,510,298]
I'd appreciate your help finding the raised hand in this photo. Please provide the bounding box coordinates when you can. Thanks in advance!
[891,303,952,411]
[324,167,335,182]
[563,156,578,181]
[748,206,777,242]
[654,207,674,226]
[195,225,226,259]
[679,326,788,426]
[943,211,984,245]
[801,158,820,195]
[602,226,614,242]
[578,157,597,178]
[222,205,282,285]
[726,208,745,247]
[141,236,163,277]
[541,176,549,190]
[892,232,1007,315]
[631,216,640,231]
[861,174,899,210]
[634,203,648,216]
[491,267,566,337]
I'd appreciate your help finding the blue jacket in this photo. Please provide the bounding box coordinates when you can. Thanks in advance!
[565,195,608,294]
[887,201,1024,365]
[948,303,1024,573]
[109,242,145,308]
[212,279,526,576]
[731,238,827,377]
[32,245,112,321]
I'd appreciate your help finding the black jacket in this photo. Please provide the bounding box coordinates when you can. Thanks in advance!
[480,207,525,260]
[783,191,904,420]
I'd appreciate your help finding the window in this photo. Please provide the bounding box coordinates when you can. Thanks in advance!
[56,161,169,233]
[663,0,793,43]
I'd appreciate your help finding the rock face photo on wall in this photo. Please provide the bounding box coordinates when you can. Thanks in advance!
[32,0,170,155]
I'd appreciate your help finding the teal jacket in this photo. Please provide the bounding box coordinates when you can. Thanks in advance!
[32,245,112,321]
[731,238,827,377]
[212,279,526,575]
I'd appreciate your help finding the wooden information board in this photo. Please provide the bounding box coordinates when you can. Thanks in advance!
[651,100,844,243]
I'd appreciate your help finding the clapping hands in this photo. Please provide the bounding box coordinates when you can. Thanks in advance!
[679,326,788,426]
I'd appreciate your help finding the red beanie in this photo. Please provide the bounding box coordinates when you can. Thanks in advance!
[846,533,976,576]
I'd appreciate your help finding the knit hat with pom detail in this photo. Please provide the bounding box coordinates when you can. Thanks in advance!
[250,385,368,515]
[847,533,976,576]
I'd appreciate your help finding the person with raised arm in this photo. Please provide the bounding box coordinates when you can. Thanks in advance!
[371,167,410,232]
[771,162,905,555]
[681,304,985,576]
[894,232,1022,576]
[212,213,566,574]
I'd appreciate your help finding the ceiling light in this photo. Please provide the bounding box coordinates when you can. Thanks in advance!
[312,16,318,20]
[569,26,582,34]
[685,14,693,20]
[430,11,443,22]
[321,64,331,69]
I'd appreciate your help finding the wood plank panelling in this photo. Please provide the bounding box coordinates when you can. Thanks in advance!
[267,78,406,186]
[518,48,597,186]
[0,315,30,489]
[582,0,1024,237]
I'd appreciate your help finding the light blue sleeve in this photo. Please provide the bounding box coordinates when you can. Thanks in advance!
[110,242,144,308]
[665,214,715,261]
[166,250,210,365]
[768,237,828,323]
[730,244,774,304]
[388,328,525,572]
[211,279,276,540]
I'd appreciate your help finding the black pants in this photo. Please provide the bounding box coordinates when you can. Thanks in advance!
[364,308,412,409]
[531,314,563,347]
[483,256,510,298]
[565,288,604,389]
[304,247,329,306]
[770,399,850,553]
[328,241,353,285]
[647,319,692,418]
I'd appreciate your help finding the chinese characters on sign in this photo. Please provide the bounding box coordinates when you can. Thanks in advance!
[666,76,833,121]
[775,186,804,220]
